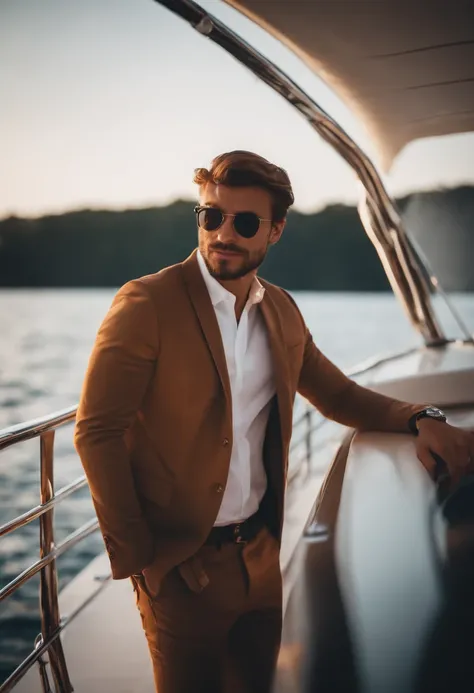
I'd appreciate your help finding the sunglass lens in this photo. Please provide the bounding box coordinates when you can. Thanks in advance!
[197,207,223,231]
[234,212,260,238]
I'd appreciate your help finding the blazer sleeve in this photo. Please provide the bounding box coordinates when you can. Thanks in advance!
[297,329,422,432]
[274,286,424,432]
[74,279,159,579]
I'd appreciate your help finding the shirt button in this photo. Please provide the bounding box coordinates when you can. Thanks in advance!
[214,483,224,494]
[222,438,229,446]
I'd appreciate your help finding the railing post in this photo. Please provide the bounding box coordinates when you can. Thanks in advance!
[39,430,74,693]
[34,634,54,693]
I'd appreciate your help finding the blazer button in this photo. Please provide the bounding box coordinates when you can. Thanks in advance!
[214,483,224,494]
[222,438,229,446]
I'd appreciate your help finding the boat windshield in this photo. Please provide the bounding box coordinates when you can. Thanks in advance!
[387,133,474,341]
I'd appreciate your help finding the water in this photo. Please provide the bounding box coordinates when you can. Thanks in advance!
[0,289,472,683]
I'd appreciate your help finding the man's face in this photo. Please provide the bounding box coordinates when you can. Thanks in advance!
[198,183,284,281]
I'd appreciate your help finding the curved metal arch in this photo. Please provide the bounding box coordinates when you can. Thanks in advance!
[155,0,445,343]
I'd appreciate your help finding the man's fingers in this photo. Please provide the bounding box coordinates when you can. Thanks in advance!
[416,445,437,477]
[441,446,469,485]
[416,426,474,484]
[450,440,473,476]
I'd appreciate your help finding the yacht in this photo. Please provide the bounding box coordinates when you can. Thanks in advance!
[1,1,473,691]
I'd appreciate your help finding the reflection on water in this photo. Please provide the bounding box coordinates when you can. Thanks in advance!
[0,289,472,682]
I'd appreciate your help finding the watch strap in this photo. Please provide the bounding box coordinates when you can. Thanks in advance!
[408,407,447,435]
[408,411,421,436]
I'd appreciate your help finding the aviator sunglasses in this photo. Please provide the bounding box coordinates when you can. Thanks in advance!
[194,205,272,239]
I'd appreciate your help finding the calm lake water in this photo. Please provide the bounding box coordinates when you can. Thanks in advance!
[0,289,472,683]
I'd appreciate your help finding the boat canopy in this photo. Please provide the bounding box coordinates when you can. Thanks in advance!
[225,1,474,166]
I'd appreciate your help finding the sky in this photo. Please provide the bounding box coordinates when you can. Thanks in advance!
[1,0,474,220]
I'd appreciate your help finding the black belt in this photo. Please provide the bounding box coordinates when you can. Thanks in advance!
[205,509,264,546]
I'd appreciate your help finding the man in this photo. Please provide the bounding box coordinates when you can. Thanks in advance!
[74,150,474,693]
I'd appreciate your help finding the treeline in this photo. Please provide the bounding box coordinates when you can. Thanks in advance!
[0,186,472,291]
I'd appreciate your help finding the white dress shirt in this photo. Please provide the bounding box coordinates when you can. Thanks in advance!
[197,250,276,525]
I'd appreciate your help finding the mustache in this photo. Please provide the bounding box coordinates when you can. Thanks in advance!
[209,243,245,255]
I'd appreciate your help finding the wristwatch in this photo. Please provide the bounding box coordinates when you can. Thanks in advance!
[408,406,447,436]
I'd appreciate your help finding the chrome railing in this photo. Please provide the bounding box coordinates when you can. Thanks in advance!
[0,399,323,692]
[0,409,105,693]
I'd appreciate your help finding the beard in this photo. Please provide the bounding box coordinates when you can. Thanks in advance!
[201,243,268,281]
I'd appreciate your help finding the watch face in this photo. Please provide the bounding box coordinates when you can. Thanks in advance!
[425,407,446,419]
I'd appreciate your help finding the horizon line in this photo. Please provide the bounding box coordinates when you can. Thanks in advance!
[1,181,473,224]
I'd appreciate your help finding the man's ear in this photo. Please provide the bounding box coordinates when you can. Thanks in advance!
[269,219,286,245]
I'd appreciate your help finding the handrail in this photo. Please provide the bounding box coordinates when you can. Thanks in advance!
[0,413,80,693]
[0,476,88,539]
[0,406,76,451]
[0,517,99,603]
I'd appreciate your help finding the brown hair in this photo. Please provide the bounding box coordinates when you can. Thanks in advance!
[193,150,294,221]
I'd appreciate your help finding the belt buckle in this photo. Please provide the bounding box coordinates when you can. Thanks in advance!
[233,523,247,544]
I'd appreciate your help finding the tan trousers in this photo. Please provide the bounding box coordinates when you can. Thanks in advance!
[131,525,282,693]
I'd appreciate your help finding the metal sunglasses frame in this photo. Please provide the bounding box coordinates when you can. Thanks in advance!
[194,205,273,236]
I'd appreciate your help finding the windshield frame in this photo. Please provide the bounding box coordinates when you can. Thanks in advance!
[156,0,457,344]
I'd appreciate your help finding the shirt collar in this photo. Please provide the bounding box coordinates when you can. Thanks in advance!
[197,249,265,308]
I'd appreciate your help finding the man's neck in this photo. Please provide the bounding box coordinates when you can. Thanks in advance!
[218,274,255,322]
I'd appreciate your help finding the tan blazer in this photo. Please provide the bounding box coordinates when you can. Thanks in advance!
[74,250,416,581]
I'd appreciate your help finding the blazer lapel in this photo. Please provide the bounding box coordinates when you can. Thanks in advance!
[181,250,232,403]
[259,291,293,448]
